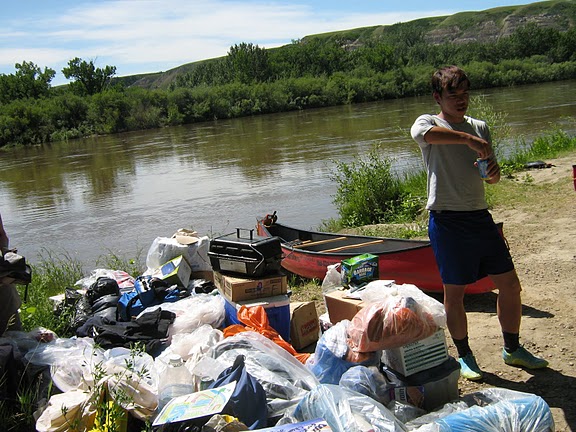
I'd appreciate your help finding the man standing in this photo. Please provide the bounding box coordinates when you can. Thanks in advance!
[0,213,22,335]
[410,65,548,380]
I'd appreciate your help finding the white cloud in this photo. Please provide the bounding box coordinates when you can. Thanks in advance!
[0,48,77,71]
[0,0,452,83]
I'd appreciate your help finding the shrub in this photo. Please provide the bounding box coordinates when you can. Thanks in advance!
[330,145,414,226]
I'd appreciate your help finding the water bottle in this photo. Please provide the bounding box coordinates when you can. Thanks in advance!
[158,353,194,412]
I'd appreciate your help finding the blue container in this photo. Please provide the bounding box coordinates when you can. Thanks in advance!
[224,294,291,342]
[476,158,491,180]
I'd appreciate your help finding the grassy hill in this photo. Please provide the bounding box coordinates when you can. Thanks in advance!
[112,0,576,90]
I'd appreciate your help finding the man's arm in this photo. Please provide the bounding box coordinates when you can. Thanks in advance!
[424,126,492,159]
[424,126,501,184]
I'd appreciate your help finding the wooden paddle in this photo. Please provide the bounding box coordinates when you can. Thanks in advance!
[323,239,385,253]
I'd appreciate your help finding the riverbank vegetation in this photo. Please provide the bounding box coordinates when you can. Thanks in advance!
[1,19,576,148]
[323,123,576,237]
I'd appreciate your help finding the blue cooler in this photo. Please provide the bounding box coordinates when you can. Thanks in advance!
[224,294,291,342]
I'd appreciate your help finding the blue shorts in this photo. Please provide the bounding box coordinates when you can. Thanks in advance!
[428,209,514,285]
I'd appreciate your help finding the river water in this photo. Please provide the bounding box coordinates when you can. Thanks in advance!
[1,80,575,267]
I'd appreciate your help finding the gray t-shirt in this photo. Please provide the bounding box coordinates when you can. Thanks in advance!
[410,114,491,211]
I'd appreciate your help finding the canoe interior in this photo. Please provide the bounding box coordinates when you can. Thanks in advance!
[263,223,430,256]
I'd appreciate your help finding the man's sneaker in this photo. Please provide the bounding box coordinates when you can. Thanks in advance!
[502,346,549,369]
[458,353,484,381]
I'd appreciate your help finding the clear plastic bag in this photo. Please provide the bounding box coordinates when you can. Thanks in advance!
[339,365,392,405]
[387,400,427,425]
[207,331,320,418]
[306,320,380,385]
[138,293,225,336]
[407,388,555,432]
[360,282,446,327]
[347,282,446,352]
[283,384,406,432]
[25,337,101,366]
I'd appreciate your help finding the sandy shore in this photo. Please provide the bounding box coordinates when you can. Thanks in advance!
[456,154,576,431]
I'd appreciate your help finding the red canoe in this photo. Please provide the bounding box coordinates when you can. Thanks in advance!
[256,214,495,294]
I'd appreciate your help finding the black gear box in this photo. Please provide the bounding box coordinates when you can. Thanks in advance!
[208,228,283,277]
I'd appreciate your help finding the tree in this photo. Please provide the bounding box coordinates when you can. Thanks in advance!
[357,42,397,73]
[506,23,561,59]
[0,61,55,104]
[226,43,271,84]
[62,57,117,96]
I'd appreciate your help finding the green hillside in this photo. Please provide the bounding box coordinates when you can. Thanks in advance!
[123,0,576,89]
[3,0,576,148]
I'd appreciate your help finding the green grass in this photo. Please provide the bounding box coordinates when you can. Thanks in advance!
[16,249,144,335]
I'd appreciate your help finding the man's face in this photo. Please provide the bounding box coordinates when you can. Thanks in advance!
[433,82,469,121]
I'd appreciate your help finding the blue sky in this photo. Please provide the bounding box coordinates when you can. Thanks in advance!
[1,0,532,85]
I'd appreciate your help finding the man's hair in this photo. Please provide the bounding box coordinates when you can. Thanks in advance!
[431,65,470,95]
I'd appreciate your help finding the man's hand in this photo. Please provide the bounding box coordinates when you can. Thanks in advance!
[485,156,501,184]
[465,135,492,159]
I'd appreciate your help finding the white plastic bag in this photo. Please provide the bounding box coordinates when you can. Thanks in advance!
[321,263,342,294]
[146,235,211,272]
[35,389,96,432]
[51,346,106,393]
[97,347,160,420]
[168,324,224,361]
[74,268,135,290]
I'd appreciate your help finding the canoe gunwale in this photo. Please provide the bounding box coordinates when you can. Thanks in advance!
[256,215,496,294]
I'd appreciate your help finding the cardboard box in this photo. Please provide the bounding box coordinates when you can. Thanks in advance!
[190,270,214,282]
[159,255,191,287]
[381,328,449,376]
[290,301,319,350]
[223,294,291,342]
[323,289,365,324]
[341,253,378,288]
[214,271,287,302]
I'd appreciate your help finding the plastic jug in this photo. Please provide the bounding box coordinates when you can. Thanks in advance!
[158,353,194,412]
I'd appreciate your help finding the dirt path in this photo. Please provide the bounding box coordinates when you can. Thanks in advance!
[455,155,576,431]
